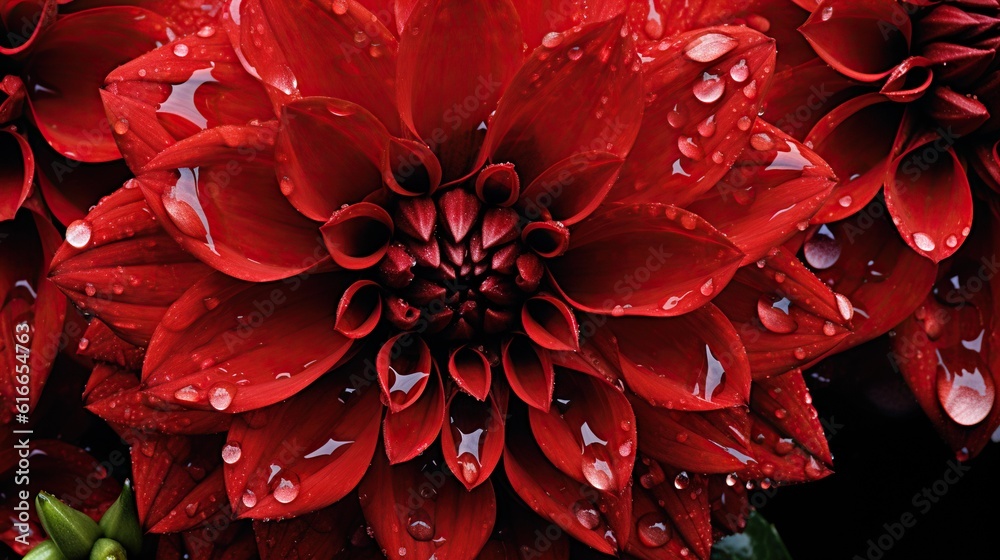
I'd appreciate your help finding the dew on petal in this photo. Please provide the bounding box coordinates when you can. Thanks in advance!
[637,512,672,548]
[222,443,242,464]
[692,73,724,103]
[66,220,92,248]
[913,232,936,252]
[683,32,738,63]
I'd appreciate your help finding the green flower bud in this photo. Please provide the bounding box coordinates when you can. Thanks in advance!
[22,540,68,560]
[35,492,103,560]
[89,538,128,560]
[98,480,142,555]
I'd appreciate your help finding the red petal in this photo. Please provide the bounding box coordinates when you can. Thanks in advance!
[25,7,170,162]
[0,208,67,411]
[603,303,751,410]
[806,93,904,223]
[448,345,492,400]
[504,424,624,554]
[275,97,390,221]
[885,136,973,262]
[65,0,227,36]
[382,367,445,464]
[687,119,837,264]
[762,58,863,141]
[225,367,382,518]
[49,185,212,346]
[441,388,506,490]
[376,333,432,412]
[85,363,232,435]
[31,137,132,226]
[521,294,580,351]
[0,0,56,57]
[608,26,776,207]
[513,0,626,51]
[529,370,636,492]
[501,335,555,411]
[482,16,643,185]
[142,272,353,412]
[335,280,382,338]
[751,370,832,465]
[518,151,624,226]
[221,0,400,134]
[713,247,852,379]
[626,472,708,559]
[631,398,758,475]
[809,202,939,349]
[320,202,394,269]
[131,433,228,532]
[548,204,744,317]
[253,498,364,560]
[799,0,912,82]
[0,129,32,221]
[396,0,522,179]
[359,449,496,559]
[103,31,273,163]
[76,319,145,371]
[137,124,327,282]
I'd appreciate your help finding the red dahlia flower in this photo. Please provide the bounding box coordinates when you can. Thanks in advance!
[48,0,874,557]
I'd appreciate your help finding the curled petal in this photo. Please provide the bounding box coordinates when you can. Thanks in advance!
[320,202,394,269]
[142,272,354,412]
[609,26,777,207]
[799,0,912,82]
[886,137,973,262]
[276,97,389,221]
[529,370,636,492]
[335,280,382,338]
[137,124,328,282]
[521,294,580,351]
[376,333,432,412]
[25,7,170,162]
[476,163,520,207]
[880,56,934,102]
[482,16,643,185]
[441,388,506,490]
[0,0,56,56]
[359,449,496,559]
[688,119,837,264]
[225,367,382,518]
[548,204,744,317]
[383,367,445,464]
[806,93,904,223]
[382,137,442,196]
[522,221,571,258]
[0,129,32,221]
[518,152,623,226]
[448,345,492,400]
[502,335,555,411]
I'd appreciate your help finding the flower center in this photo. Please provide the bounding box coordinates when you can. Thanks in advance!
[376,179,549,342]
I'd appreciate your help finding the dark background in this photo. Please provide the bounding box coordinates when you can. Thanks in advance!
[762,336,1000,560]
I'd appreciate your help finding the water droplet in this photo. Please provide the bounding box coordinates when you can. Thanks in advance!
[113,119,130,135]
[209,384,235,410]
[66,220,92,248]
[330,0,348,15]
[793,347,807,360]
[730,59,749,82]
[834,293,854,321]
[945,234,959,248]
[272,475,300,503]
[173,43,189,57]
[750,133,774,151]
[774,438,794,455]
[174,385,199,402]
[673,471,690,490]
[711,151,724,164]
[838,195,853,207]
[541,32,563,48]
[683,32,738,63]
[406,509,434,541]
[743,80,758,99]
[726,473,739,486]
[611,305,625,317]
[197,25,216,37]
[697,115,716,137]
[222,443,242,464]
[568,46,583,61]
[84,283,97,297]
[912,232,936,252]
[821,6,833,21]
[572,500,600,529]
[774,408,788,419]
[700,278,714,296]
[637,512,672,547]
[737,116,752,131]
[823,321,836,336]
[693,72,724,103]
[241,490,257,508]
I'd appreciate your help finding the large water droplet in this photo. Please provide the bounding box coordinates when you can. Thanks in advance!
[272,474,300,503]
[572,500,600,530]
[66,220,92,248]
[222,443,242,464]
[683,33,738,63]
[636,512,672,548]
[692,73,724,103]
[406,509,434,541]
[209,384,235,410]
[673,471,690,490]
[913,232,936,252]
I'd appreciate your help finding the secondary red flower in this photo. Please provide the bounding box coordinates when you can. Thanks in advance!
[53,0,852,557]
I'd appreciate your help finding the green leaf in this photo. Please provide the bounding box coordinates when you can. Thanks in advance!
[98,480,142,555]
[35,492,103,560]
[22,540,69,560]
[712,512,794,560]
[89,538,128,560]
